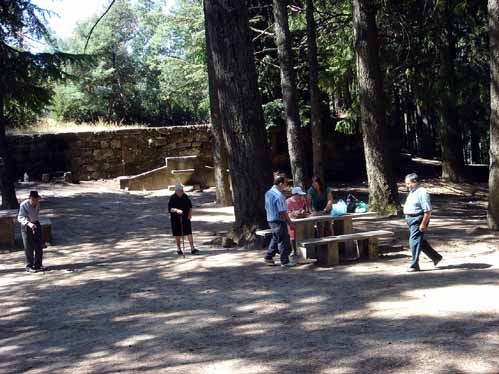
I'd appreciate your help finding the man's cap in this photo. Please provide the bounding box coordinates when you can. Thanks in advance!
[291,186,306,195]
[175,183,184,191]
[29,190,41,199]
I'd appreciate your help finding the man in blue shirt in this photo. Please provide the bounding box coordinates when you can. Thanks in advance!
[403,173,442,272]
[264,176,296,267]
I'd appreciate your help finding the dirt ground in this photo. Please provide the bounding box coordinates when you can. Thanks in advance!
[1,179,498,374]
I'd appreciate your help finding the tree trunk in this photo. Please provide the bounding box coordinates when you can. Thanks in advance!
[204,0,272,235]
[0,95,19,209]
[205,24,233,207]
[352,0,399,215]
[438,0,466,181]
[272,0,307,187]
[306,0,323,181]
[470,127,481,164]
[488,0,499,230]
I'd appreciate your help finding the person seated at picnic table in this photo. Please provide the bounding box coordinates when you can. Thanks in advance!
[286,186,309,256]
[307,175,334,237]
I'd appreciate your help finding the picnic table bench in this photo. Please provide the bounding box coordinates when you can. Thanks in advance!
[39,217,52,244]
[0,209,18,247]
[297,230,394,267]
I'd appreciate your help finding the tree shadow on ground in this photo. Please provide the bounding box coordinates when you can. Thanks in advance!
[1,255,499,373]
[1,181,498,373]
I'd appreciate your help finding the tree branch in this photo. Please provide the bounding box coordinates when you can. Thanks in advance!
[84,0,116,53]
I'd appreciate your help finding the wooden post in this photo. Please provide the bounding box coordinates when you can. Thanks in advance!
[317,242,339,267]
[357,239,368,259]
[342,217,356,258]
[295,223,305,241]
[301,222,317,258]
[368,237,379,259]
[296,245,308,261]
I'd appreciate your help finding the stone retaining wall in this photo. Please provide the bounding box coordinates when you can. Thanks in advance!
[7,125,213,181]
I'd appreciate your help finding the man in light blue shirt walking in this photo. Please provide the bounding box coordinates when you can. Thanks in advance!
[403,173,442,271]
[264,176,296,267]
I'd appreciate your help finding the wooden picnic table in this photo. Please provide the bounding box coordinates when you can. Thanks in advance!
[291,211,377,259]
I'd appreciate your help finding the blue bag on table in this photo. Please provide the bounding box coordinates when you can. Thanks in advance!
[331,199,347,216]
[354,201,369,213]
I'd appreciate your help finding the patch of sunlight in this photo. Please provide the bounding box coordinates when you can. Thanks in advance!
[85,350,110,359]
[321,365,360,374]
[231,322,279,336]
[0,345,21,354]
[115,334,156,347]
[113,310,226,325]
[201,252,247,268]
[167,260,207,273]
[191,214,234,223]
[129,291,159,300]
[42,347,66,354]
[5,306,30,314]
[298,319,335,332]
[368,284,499,318]
[197,359,271,374]
[295,295,328,304]
[252,301,289,315]
[235,302,269,312]
[113,312,182,322]
[163,313,227,326]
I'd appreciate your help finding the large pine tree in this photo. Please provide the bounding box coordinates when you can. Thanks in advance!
[306,0,323,181]
[488,0,499,230]
[272,0,308,187]
[0,0,82,208]
[352,0,399,214]
[205,22,232,206]
[204,0,272,237]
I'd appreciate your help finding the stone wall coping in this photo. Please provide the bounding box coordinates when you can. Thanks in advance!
[7,124,211,139]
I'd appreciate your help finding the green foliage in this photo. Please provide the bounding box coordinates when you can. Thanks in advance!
[51,0,208,125]
[263,99,285,129]
[0,0,86,125]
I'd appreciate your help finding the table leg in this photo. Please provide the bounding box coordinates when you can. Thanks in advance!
[294,224,307,261]
[317,242,339,267]
[368,238,379,259]
[305,222,317,258]
[342,217,357,259]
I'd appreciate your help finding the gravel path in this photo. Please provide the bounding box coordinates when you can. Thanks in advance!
[1,180,498,374]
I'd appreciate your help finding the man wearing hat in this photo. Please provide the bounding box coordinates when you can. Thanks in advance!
[18,191,44,273]
[286,186,309,256]
[168,183,200,255]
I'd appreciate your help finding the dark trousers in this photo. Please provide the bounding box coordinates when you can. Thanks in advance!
[406,216,442,269]
[22,221,43,269]
[265,221,292,265]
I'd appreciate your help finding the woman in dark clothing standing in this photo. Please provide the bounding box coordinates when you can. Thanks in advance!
[168,183,200,255]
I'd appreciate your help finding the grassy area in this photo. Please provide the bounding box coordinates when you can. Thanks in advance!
[7,118,148,135]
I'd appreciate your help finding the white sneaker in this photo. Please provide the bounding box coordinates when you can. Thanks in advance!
[281,261,297,268]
